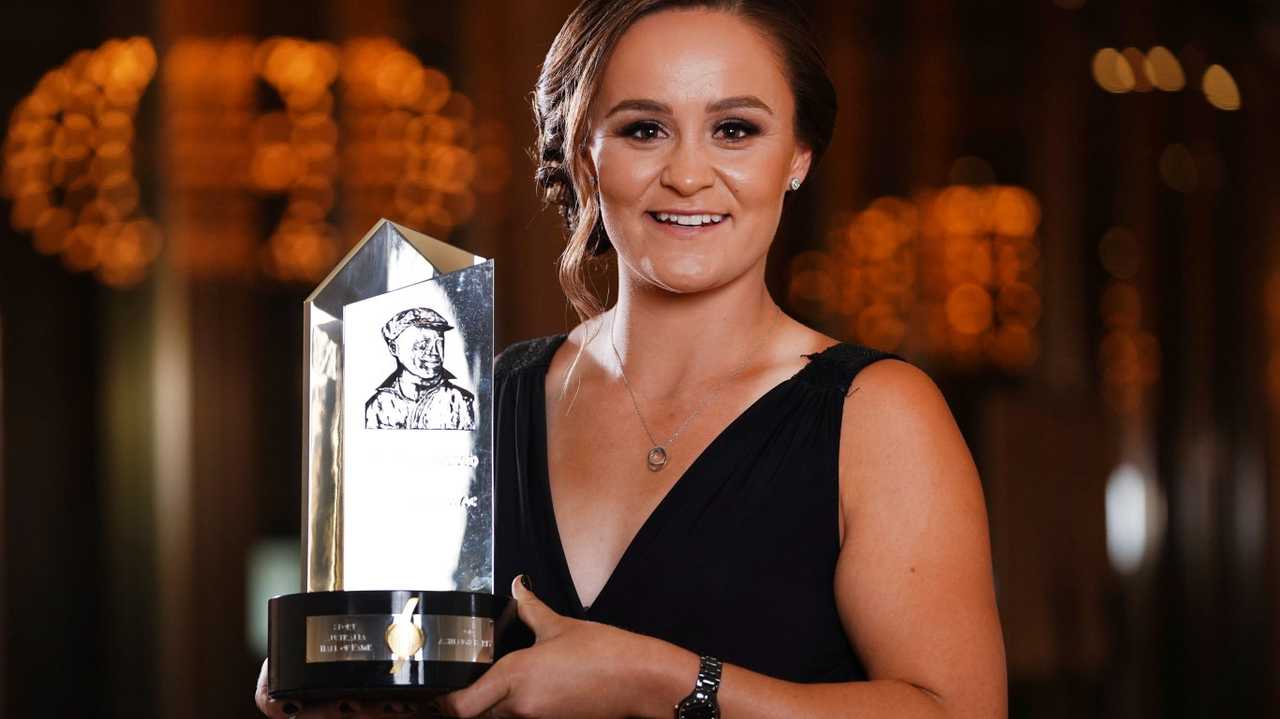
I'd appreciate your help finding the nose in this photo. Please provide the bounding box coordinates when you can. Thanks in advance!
[659,137,715,196]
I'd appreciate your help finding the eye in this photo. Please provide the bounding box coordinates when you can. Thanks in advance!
[620,120,665,142]
[715,119,759,142]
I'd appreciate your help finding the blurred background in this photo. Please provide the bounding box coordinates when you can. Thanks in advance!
[0,0,1275,716]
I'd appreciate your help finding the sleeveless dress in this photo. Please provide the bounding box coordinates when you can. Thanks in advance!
[493,333,905,683]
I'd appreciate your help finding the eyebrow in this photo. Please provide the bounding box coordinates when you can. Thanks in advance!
[604,95,774,118]
[709,95,774,114]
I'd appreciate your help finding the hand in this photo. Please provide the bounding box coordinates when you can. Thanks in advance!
[437,576,683,718]
[253,658,430,718]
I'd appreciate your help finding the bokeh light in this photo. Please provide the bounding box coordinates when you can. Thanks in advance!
[1093,48,1135,93]
[795,180,1042,372]
[4,35,513,286]
[1144,46,1185,91]
[2,36,160,286]
[1121,48,1153,92]
[1202,64,1242,110]
[1096,225,1160,416]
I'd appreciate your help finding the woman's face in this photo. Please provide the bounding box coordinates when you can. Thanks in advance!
[586,8,812,296]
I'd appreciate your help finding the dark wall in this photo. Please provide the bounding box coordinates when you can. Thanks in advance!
[0,0,150,715]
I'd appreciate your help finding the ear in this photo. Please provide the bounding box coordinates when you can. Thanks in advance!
[579,141,600,188]
[789,143,814,188]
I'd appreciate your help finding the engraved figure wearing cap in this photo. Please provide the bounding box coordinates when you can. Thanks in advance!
[365,307,477,430]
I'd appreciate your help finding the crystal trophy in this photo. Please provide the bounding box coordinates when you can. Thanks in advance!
[268,219,510,699]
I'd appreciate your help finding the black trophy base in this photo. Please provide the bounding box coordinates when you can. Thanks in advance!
[269,589,513,701]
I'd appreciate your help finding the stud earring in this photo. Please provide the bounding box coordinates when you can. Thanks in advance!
[789,177,801,191]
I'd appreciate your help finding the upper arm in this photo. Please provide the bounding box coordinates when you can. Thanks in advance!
[834,359,1006,717]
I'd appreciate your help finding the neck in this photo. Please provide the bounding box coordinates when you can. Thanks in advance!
[600,262,778,400]
[397,369,442,398]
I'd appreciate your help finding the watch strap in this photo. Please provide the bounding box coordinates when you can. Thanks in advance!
[674,655,722,719]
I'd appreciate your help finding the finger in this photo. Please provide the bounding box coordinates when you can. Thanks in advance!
[510,575,560,637]
[436,655,515,717]
[255,658,305,718]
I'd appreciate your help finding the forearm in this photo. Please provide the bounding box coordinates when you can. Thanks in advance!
[629,638,949,719]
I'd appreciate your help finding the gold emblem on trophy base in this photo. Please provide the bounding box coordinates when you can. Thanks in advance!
[386,597,424,674]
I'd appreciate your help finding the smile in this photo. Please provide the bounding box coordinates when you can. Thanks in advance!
[647,211,727,229]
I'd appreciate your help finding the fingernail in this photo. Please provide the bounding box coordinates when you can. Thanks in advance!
[281,702,299,714]
[520,574,533,591]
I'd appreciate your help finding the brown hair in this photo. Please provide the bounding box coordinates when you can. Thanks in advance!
[533,0,837,322]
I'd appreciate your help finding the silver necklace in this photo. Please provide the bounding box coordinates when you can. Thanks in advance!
[608,308,779,472]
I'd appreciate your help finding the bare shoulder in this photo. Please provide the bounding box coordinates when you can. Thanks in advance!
[544,316,607,402]
[837,358,985,531]
[833,357,1005,712]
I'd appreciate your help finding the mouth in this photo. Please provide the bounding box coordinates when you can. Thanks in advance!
[646,210,728,234]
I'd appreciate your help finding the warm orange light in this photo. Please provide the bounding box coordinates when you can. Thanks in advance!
[1202,64,1241,110]
[819,183,1042,368]
[787,250,837,309]
[97,172,140,216]
[856,302,907,351]
[1122,48,1153,92]
[995,282,1042,327]
[938,186,986,235]
[250,143,303,191]
[252,112,292,145]
[375,50,425,108]
[291,113,338,147]
[2,36,161,286]
[1093,48,1135,93]
[33,206,73,254]
[6,34,506,286]
[945,283,993,335]
[990,186,1040,237]
[61,223,102,272]
[1144,46,1185,91]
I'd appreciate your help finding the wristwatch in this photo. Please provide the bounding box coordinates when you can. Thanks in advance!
[674,655,722,719]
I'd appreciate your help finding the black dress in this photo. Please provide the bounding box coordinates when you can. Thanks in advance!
[493,333,905,683]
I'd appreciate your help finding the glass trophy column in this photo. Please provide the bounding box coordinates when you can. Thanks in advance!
[268,219,510,699]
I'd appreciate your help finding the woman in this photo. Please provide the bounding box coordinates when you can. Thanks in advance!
[258,1,1006,716]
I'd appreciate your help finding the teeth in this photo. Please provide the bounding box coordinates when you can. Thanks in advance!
[653,212,725,226]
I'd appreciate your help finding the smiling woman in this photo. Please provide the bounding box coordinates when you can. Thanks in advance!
[584,11,810,299]
[535,0,836,320]
[256,2,1006,718]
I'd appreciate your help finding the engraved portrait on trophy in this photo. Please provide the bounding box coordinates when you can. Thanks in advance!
[365,307,477,430]
[340,241,494,592]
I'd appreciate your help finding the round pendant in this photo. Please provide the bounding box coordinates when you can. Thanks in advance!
[646,446,668,472]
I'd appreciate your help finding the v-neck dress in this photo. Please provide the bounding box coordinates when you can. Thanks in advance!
[493,333,905,683]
